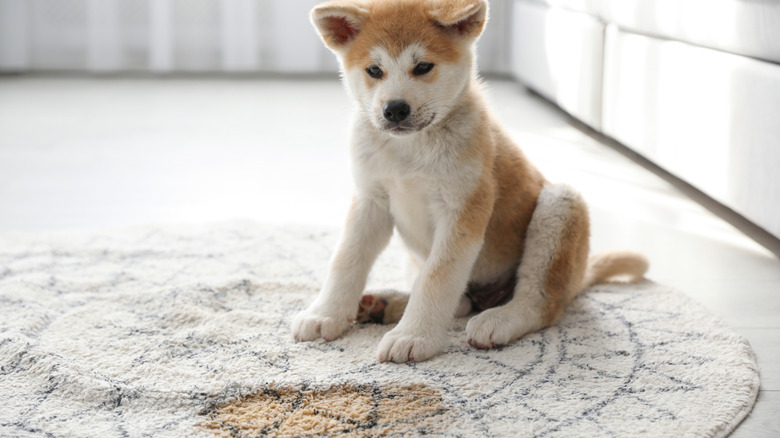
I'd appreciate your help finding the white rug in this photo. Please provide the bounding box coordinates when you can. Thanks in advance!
[0,222,759,437]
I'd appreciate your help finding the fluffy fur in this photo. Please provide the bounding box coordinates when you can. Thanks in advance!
[292,0,648,363]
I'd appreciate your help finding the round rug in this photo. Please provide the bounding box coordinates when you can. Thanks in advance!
[0,222,759,437]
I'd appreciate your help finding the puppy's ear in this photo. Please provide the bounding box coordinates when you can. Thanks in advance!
[311,1,368,52]
[429,0,488,41]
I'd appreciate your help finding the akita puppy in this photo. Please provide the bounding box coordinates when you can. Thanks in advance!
[292,0,648,363]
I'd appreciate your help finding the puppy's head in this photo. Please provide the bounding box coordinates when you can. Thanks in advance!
[311,0,488,136]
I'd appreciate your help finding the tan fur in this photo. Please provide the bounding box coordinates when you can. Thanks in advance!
[583,251,650,288]
[541,194,590,325]
[474,123,545,281]
[293,0,649,362]
[312,0,487,71]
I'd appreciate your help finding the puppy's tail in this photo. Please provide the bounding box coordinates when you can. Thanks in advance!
[582,251,649,289]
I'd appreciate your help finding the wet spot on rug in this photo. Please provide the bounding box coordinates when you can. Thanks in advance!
[199,382,452,437]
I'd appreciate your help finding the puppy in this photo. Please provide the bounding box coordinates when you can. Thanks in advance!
[292,0,648,363]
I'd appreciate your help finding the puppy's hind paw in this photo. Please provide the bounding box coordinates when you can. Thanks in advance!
[355,290,408,324]
[465,307,541,350]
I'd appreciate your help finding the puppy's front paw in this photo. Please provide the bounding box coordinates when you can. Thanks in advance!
[376,325,446,363]
[291,310,352,342]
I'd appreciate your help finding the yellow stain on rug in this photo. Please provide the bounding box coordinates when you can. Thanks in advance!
[199,383,452,437]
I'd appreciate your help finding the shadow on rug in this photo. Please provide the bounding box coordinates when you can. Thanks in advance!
[0,222,759,437]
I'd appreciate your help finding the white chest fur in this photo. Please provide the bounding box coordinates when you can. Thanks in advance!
[385,175,434,259]
[350,117,482,261]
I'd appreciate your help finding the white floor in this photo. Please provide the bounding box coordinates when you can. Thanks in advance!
[0,76,778,436]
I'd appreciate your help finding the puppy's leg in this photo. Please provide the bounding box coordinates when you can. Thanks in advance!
[377,188,492,363]
[402,254,474,317]
[357,251,471,324]
[466,184,589,348]
[355,252,419,324]
[404,251,422,289]
[292,195,393,341]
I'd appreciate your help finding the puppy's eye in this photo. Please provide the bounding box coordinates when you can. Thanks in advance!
[366,65,384,79]
[412,62,434,76]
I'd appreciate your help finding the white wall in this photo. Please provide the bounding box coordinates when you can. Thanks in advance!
[0,0,511,74]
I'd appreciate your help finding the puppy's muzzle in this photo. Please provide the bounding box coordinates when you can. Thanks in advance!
[383,100,411,123]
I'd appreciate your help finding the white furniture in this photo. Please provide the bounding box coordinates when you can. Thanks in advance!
[512,0,780,240]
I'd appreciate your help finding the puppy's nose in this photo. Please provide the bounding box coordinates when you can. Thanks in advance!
[383,100,411,123]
